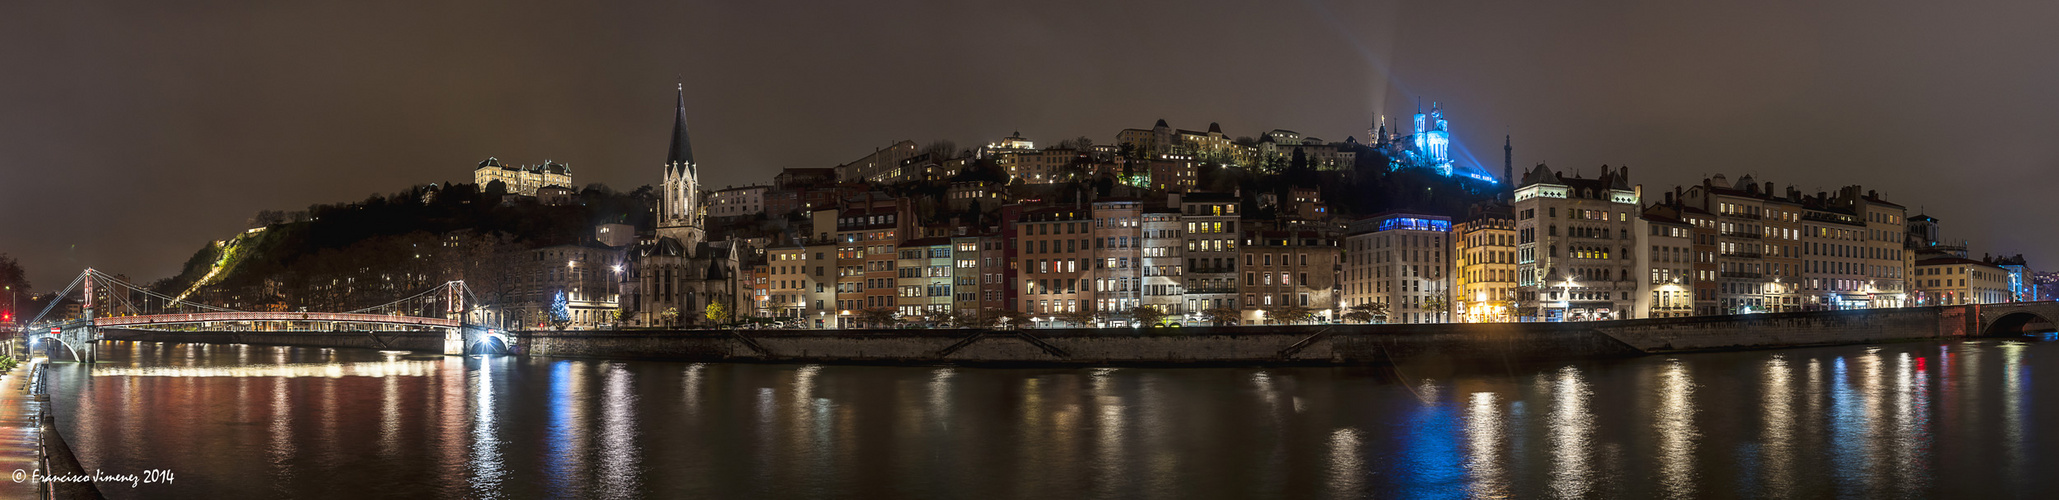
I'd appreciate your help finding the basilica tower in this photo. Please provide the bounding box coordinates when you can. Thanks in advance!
[657,84,706,254]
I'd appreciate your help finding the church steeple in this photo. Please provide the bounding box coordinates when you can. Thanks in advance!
[658,83,706,254]
[666,83,696,172]
[1503,135,1513,186]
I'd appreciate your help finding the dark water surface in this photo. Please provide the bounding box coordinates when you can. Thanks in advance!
[43,337,2059,498]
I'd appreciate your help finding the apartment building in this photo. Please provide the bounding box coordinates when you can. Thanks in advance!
[1344,213,1453,324]
[1454,207,1518,323]
[1514,164,1641,321]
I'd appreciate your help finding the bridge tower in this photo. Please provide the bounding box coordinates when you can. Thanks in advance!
[445,281,468,355]
[76,270,96,363]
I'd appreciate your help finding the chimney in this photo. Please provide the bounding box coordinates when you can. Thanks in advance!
[1764,182,1774,195]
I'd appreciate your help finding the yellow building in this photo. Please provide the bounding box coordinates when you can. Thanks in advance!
[1913,257,2012,306]
[1454,211,1519,322]
[473,157,572,196]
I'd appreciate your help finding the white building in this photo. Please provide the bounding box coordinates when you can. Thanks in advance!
[1514,164,1641,322]
[1343,213,1454,324]
[707,185,770,218]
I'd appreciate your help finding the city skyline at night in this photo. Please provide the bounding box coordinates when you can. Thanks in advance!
[8,0,2059,290]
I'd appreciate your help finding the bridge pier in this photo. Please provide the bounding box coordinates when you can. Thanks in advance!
[443,327,463,355]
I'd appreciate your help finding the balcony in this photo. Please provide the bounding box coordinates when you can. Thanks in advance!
[1720,252,1763,259]
[1720,271,1764,279]
[1720,231,1760,239]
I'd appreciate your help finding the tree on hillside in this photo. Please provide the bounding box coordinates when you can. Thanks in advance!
[0,254,28,293]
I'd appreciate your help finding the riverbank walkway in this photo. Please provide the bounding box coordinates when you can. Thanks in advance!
[0,359,43,497]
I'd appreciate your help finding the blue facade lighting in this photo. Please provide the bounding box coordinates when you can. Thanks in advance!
[1378,217,1452,233]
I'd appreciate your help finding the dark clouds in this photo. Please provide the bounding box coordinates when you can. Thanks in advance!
[3,0,2056,290]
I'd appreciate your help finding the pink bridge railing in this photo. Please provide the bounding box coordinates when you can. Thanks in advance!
[93,312,459,328]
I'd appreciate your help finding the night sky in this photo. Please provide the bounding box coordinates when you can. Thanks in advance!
[4,0,2056,291]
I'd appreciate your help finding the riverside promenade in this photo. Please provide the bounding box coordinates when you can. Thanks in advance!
[0,360,39,498]
[0,355,103,500]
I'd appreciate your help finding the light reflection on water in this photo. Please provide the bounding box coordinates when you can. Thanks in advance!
[1548,366,1593,498]
[32,338,2059,498]
[1654,360,1696,499]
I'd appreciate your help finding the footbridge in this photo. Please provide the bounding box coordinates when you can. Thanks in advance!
[16,269,512,361]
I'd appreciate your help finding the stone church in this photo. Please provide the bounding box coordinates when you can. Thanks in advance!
[625,86,744,328]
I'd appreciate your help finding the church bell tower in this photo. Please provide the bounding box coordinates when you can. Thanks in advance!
[657,84,706,254]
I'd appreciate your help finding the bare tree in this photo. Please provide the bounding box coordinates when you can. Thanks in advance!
[1129,306,1168,327]
[1200,307,1241,327]
[1343,302,1389,324]
[857,307,898,328]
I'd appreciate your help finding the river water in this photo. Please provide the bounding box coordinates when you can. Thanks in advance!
[32,337,2059,498]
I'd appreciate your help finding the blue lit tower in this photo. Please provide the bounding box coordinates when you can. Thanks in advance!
[1408,101,1454,176]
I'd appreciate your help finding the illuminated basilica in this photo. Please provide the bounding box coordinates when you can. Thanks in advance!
[1369,101,1489,182]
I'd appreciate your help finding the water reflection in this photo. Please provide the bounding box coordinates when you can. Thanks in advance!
[2002,342,2026,489]
[545,361,589,498]
[1761,356,1794,495]
[1890,351,1932,491]
[468,356,507,498]
[1548,366,1593,498]
[91,360,442,377]
[1465,392,1506,498]
[42,339,2059,498]
[1326,427,1363,499]
[598,363,642,498]
[1655,361,1697,498]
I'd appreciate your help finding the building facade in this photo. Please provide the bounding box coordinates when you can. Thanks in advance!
[1177,193,1240,323]
[1344,213,1453,324]
[707,185,769,219]
[1454,208,1518,323]
[473,157,572,196]
[1514,165,1640,321]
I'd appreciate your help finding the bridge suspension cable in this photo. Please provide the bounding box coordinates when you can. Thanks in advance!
[343,280,464,316]
[22,269,471,332]
[24,271,88,328]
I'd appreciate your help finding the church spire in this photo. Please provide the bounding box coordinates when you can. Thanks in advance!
[1504,134,1513,186]
[666,83,696,171]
